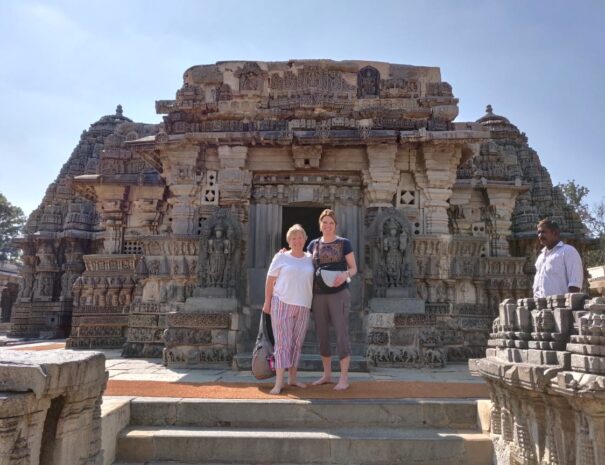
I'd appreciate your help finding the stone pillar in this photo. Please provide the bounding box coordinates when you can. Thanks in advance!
[364,144,399,207]
[417,143,463,234]
[162,148,199,235]
[0,350,107,465]
[485,184,524,257]
[98,193,129,254]
[217,145,251,206]
[33,239,59,303]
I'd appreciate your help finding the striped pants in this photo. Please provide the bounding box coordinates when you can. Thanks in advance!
[271,296,310,369]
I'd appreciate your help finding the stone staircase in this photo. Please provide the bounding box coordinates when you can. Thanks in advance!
[113,397,492,465]
[234,306,369,372]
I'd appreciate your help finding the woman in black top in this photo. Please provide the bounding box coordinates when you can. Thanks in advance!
[307,209,357,391]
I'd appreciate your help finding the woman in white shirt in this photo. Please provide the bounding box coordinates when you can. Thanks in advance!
[262,224,314,394]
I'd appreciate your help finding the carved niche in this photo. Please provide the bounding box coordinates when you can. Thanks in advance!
[368,209,414,297]
[235,62,264,91]
[197,209,242,295]
[357,66,380,98]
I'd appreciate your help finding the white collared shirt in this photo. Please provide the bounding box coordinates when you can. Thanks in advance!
[533,241,583,298]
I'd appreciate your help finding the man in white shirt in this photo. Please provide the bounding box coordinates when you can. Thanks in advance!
[533,219,583,298]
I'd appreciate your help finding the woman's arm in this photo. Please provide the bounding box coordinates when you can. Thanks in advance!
[262,276,277,314]
[345,252,357,278]
[333,252,358,287]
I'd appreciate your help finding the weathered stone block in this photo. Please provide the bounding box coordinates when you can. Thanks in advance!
[0,350,106,398]
[129,314,159,327]
[184,296,238,312]
[211,329,229,345]
[166,312,230,329]
[164,328,212,346]
[368,331,388,345]
[369,298,425,314]
[394,314,435,327]
[367,313,394,328]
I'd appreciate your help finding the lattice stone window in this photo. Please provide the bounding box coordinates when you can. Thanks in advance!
[201,170,219,205]
[398,190,416,206]
[123,240,143,255]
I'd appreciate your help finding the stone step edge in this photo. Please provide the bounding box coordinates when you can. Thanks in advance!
[128,397,479,405]
[127,397,481,429]
[119,425,489,439]
[116,426,493,464]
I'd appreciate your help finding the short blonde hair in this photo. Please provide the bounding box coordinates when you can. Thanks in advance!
[318,208,337,227]
[286,224,307,242]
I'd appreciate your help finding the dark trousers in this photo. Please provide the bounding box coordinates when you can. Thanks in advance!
[312,289,351,360]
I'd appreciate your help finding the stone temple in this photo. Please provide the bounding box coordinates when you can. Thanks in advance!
[7,60,589,369]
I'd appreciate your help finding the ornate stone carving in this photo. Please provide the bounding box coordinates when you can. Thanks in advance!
[198,209,242,296]
[236,62,265,91]
[473,293,605,465]
[369,209,414,295]
[357,66,380,98]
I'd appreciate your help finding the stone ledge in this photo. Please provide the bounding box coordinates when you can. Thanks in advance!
[0,350,107,398]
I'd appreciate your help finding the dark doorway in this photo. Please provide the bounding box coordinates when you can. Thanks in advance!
[281,206,327,250]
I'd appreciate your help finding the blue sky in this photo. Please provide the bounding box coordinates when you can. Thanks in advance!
[0,0,603,215]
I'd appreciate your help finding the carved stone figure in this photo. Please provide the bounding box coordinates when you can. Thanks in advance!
[197,209,242,296]
[357,66,380,98]
[206,226,230,287]
[383,220,409,287]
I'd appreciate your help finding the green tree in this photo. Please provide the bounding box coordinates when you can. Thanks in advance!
[558,180,605,266]
[558,179,593,226]
[0,193,25,262]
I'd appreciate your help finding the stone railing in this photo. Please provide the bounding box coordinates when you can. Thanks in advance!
[470,293,605,465]
[0,350,107,465]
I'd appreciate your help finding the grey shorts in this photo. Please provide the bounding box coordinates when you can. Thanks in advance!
[312,289,351,360]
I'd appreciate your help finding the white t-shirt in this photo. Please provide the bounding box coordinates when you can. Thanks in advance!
[533,241,583,298]
[267,251,314,308]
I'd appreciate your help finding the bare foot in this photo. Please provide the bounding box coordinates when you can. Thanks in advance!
[269,384,284,395]
[289,381,307,388]
[312,376,333,386]
[333,381,349,391]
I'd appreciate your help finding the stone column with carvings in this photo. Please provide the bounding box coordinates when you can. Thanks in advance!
[364,143,399,207]
[416,143,463,235]
[217,145,251,206]
[98,191,129,254]
[162,147,199,235]
[485,183,525,257]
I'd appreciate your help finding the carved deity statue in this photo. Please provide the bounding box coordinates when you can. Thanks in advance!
[382,221,409,287]
[197,210,242,296]
[206,226,231,287]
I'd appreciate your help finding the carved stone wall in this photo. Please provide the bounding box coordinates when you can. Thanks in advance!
[472,293,605,465]
[0,350,107,465]
[66,255,138,349]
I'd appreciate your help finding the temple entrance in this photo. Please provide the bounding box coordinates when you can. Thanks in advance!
[281,206,327,249]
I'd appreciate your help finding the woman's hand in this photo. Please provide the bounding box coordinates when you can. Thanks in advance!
[332,272,348,287]
[262,302,271,314]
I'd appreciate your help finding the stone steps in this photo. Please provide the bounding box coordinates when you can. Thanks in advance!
[116,426,491,465]
[128,398,481,429]
[114,398,492,465]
